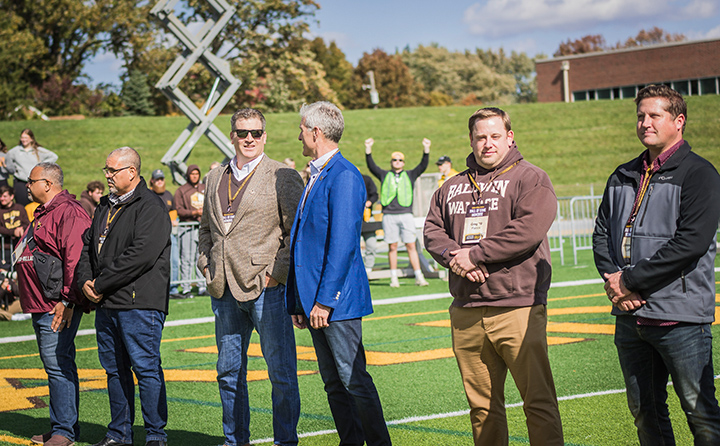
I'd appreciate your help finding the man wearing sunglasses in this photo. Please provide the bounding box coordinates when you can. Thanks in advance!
[197,108,304,446]
[365,137,430,287]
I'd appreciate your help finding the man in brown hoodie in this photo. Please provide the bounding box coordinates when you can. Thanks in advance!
[174,164,205,294]
[423,107,563,446]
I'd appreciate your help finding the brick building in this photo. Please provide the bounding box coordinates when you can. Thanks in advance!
[535,38,720,103]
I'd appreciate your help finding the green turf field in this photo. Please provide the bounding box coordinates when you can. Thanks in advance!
[1,246,719,446]
[1,99,719,444]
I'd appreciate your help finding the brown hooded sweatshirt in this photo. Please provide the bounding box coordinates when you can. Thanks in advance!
[423,143,557,308]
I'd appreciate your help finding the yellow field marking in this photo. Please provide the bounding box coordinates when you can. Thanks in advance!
[182,343,316,357]
[547,306,611,315]
[0,435,32,445]
[414,320,450,328]
[547,336,587,345]
[548,322,615,335]
[0,366,317,413]
[0,334,218,362]
[549,293,605,301]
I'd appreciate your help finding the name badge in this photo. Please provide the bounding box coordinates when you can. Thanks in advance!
[98,226,109,254]
[223,213,235,232]
[12,235,29,266]
[462,204,488,244]
[621,224,633,264]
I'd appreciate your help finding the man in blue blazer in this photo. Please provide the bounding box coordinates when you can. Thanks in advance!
[286,101,392,446]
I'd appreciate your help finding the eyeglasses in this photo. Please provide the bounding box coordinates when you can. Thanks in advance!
[392,158,404,162]
[234,129,264,139]
[27,178,51,186]
[103,166,132,177]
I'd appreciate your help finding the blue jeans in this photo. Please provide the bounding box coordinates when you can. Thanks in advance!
[212,284,300,446]
[615,316,720,445]
[95,308,168,444]
[309,319,391,446]
[32,309,83,441]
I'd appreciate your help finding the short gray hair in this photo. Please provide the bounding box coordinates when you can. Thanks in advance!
[231,108,266,131]
[36,162,64,187]
[300,102,344,143]
[108,146,141,171]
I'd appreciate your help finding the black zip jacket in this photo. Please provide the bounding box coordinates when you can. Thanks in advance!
[77,178,172,313]
[593,141,720,323]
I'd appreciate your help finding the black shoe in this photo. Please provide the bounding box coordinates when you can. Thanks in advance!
[145,441,167,446]
[91,437,132,446]
[169,293,186,299]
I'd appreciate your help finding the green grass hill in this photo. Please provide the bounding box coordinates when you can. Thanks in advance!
[1,96,718,198]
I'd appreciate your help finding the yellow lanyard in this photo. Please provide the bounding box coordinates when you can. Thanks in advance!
[627,164,655,225]
[227,163,259,213]
[468,161,519,202]
[104,206,123,234]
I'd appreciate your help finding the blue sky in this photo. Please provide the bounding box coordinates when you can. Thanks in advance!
[84,0,720,86]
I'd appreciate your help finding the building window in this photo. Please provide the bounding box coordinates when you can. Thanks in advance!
[621,86,636,99]
[700,77,718,94]
[673,80,690,96]
[572,77,719,102]
[597,89,612,99]
[573,91,586,101]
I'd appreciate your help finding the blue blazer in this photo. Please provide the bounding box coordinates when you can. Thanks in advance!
[285,152,373,322]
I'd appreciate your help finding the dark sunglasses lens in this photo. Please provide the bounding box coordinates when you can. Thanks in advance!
[236,129,263,138]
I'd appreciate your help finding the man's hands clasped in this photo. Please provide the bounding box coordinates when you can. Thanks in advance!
[603,271,645,311]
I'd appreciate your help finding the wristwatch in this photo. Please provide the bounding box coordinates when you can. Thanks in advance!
[61,300,75,310]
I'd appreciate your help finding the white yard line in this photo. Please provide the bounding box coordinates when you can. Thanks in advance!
[2,268,719,345]
[249,376,720,444]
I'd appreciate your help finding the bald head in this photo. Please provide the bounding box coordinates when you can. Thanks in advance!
[108,147,141,171]
[28,163,63,204]
[105,146,142,195]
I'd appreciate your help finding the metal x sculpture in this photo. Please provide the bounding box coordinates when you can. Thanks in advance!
[151,0,241,184]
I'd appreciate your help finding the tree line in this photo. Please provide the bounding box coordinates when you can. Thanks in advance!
[0,0,684,118]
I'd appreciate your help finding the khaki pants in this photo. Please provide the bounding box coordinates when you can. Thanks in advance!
[450,304,564,446]
[0,300,22,321]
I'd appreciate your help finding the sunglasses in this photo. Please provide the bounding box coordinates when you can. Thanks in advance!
[234,129,264,139]
[392,158,404,162]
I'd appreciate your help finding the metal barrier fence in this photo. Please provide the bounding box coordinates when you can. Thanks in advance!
[142,199,720,286]
[172,222,203,291]
[0,234,14,275]
[568,195,603,264]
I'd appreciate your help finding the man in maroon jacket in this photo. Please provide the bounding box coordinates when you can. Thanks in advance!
[423,108,563,446]
[15,162,92,446]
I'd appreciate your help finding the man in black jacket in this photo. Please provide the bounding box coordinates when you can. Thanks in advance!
[78,147,172,446]
[593,85,720,445]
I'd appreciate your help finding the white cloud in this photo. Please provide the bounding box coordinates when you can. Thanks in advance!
[463,0,669,35]
[680,0,717,17]
[704,24,720,38]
